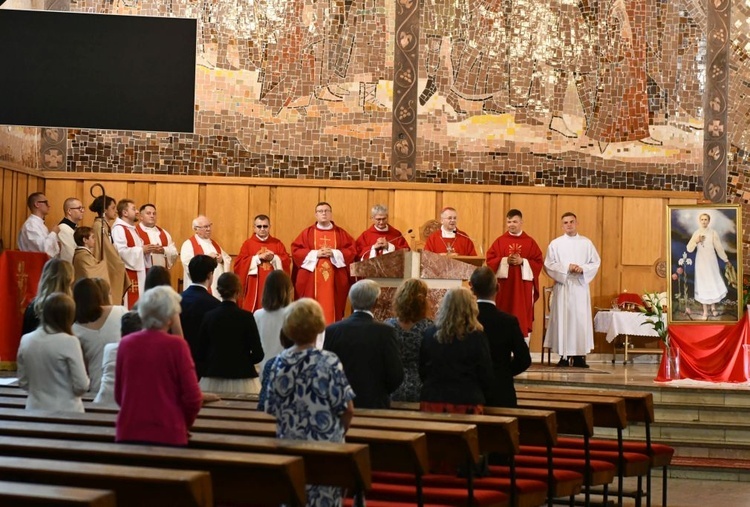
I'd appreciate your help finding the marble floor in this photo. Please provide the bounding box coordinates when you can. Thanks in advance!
[619,475,750,507]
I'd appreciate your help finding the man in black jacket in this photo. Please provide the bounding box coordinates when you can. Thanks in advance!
[470,266,531,407]
[324,280,404,408]
[180,255,220,372]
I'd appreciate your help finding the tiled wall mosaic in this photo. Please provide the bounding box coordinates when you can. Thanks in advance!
[7,0,750,195]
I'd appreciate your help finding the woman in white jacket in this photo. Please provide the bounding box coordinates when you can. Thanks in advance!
[17,292,90,412]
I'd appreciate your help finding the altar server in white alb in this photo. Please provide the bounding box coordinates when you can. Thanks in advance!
[136,203,178,270]
[112,199,155,309]
[17,192,60,258]
[543,212,600,368]
[181,215,232,299]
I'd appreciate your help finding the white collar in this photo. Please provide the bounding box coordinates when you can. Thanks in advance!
[509,230,523,237]
[354,310,374,317]
[441,226,456,237]
[316,223,334,231]
[374,225,389,232]
[476,299,496,305]
[254,234,269,242]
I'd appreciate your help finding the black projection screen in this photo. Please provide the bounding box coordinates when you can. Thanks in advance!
[0,9,196,133]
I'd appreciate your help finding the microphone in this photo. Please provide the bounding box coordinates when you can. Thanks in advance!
[454,230,483,256]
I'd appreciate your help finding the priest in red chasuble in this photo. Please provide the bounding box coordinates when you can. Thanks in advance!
[486,209,543,339]
[291,202,357,324]
[424,207,478,255]
[234,214,291,312]
[355,204,410,261]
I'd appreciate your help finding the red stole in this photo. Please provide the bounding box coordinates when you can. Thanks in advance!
[189,236,222,295]
[114,224,140,309]
[135,225,168,246]
[189,236,222,257]
[315,229,337,324]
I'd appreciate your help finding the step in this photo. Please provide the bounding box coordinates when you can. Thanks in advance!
[654,402,750,425]
[668,456,750,482]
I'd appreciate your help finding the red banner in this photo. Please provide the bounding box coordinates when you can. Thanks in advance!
[0,251,47,368]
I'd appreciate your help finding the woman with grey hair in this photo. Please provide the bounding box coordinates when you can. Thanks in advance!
[114,286,206,446]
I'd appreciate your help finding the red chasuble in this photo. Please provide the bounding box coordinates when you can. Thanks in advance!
[291,223,356,324]
[355,225,410,260]
[424,229,477,256]
[485,231,544,335]
[233,235,291,312]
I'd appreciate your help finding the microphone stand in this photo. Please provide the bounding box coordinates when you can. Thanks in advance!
[89,183,107,262]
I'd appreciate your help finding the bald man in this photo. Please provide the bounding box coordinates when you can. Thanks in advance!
[180,215,232,299]
[58,197,85,262]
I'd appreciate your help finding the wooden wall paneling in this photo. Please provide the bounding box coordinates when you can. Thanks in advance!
[324,188,370,240]
[599,197,623,302]
[620,266,666,298]
[621,197,664,266]
[204,184,249,255]
[154,183,200,290]
[441,191,486,254]
[79,180,129,227]
[273,187,322,248]
[1,170,13,250]
[368,189,392,215]
[393,190,437,245]
[487,193,507,246]
[131,182,153,211]
[43,179,82,228]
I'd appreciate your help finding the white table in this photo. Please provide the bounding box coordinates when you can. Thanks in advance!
[594,310,666,364]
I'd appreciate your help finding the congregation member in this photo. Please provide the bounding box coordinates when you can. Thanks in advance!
[257,329,294,407]
[112,199,155,308]
[385,278,433,403]
[180,215,232,298]
[73,226,109,282]
[485,208,544,345]
[89,195,129,305]
[17,192,60,258]
[260,298,355,507]
[144,265,172,291]
[180,255,220,366]
[424,206,478,255]
[419,287,495,414]
[354,204,410,260]
[254,269,295,377]
[115,286,208,446]
[291,202,356,324]
[58,197,86,262]
[136,203,179,270]
[17,292,90,412]
[22,258,74,336]
[324,280,404,408]
[72,278,128,394]
[544,212,601,368]
[94,311,142,405]
[196,273,264,393]
[470,266,531,407]
[234,214,291,312]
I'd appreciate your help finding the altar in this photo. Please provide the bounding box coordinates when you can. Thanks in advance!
[594,310,664,364]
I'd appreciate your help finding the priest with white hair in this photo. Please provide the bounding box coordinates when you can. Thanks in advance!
[180,215,232,298]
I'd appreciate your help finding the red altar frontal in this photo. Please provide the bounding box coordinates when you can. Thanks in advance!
[0,251,47,369]
[658,313,750,382]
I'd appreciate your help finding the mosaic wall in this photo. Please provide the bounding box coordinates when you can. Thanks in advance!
[0,0,722,190]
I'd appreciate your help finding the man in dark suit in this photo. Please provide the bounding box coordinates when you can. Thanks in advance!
[324,280,404,408]
[470,266,532,407]
[180,255,220,372]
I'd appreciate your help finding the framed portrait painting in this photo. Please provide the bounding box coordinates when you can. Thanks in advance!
[667,205,742,324]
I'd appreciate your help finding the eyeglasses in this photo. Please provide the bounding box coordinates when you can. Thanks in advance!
[70,207,85,211]
[255,224,270,229]
[195,224,212,229]
[36,200,49,205]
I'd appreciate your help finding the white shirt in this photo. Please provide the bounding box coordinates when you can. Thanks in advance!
[18,214,60,258]
[58,222,76,263]
[72,305,127,394]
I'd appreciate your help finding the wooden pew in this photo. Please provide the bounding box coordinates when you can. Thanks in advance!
[0,435,306,507]
[0,455,211,507]
[517,392,650,507]
[389,403,584,507]
[0,408,447,507]
[517,386,673,507]
[0,480,116,507]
